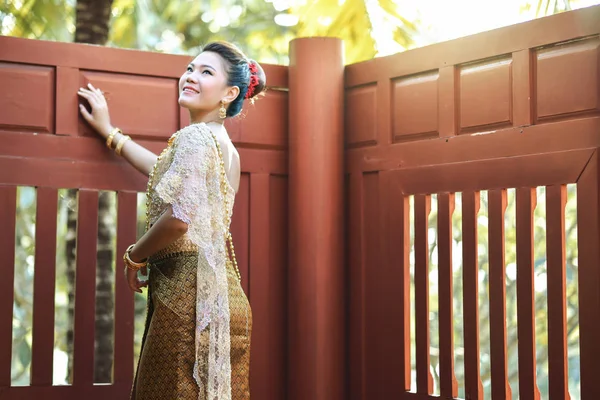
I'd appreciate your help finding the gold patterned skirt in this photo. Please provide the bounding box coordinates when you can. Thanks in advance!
[131,238,252,400]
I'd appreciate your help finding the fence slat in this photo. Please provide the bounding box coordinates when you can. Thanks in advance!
[516,188,540,400]
[348,173,365,400]
[488,189,512,399]
[546,185,570,400]
[72,189,98,387]
[0,186,16,387]
[31,187,58,386]
[249,173,274,400]
[437,193,457,397]
[462,191,483,400]
[386,172,411,391]
[414,194,432,395]
[112,191,136,386]
[577,152,600,400]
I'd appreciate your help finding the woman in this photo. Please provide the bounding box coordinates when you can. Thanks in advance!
[77,41,266,400]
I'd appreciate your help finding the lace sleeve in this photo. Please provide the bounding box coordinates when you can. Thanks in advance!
[154,126,216,233]
[153,123,233,399]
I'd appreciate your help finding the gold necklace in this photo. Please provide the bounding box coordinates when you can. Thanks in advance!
[210,131,242,282]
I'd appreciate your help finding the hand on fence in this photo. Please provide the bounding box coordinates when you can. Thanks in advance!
[77,83,113,137]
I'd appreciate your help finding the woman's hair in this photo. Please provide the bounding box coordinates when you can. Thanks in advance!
[202,41,266,118]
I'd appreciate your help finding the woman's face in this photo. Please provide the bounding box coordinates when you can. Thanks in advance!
[178,51,230,113]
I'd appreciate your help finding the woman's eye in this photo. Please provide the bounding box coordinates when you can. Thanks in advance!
[186,66,193,72]
[202,70,213,75]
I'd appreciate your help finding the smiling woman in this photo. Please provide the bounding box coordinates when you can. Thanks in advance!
[76,41,266,400]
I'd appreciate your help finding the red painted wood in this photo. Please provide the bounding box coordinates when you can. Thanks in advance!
[414,194,433,395]
[0,36,289,89]
[512,49,533,127]
[364,172,389,399]
[0,186,16,387]
[348,173,365,400]
[112,192,137,385]
[438,66,457,138]
[372,149,593,195]
[516,188,540,400]
[461,191,483,400]
[488,190,512,399]
[576,152,600,400]
[55,66,80,136]
[437,193,457,398]
[31,187,58,386]
[72,190,99,387]
[345,6,600,88]
[288,37,345,400]
[249,173,271,399]
[267,175,288,399]
[380,170,411,392]
[346,117,600,174]
[545,185,570,400]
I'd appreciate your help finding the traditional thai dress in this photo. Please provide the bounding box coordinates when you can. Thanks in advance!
[130,123,252,400]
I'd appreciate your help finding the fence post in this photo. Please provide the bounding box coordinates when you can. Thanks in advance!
[288,37,345,400]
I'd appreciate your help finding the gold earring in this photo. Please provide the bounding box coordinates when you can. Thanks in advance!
[219,101,227,119]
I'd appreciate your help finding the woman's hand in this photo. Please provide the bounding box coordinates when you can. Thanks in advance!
[77,83,113,137]
[125,267,148,294]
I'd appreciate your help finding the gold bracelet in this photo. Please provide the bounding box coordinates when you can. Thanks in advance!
[115,135,131,156]
[106,127,122,149]
[123,244,148,271]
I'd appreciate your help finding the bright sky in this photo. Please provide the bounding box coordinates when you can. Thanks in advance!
[372,0,600,56]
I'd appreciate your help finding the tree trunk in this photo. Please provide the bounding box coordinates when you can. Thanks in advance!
[67,0,115,384]
[74,0,114,44]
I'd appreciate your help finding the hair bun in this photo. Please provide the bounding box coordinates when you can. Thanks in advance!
[246,59,266,100]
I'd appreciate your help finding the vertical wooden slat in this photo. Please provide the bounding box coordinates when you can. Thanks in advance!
[364,173,382,399]
[414,194,433,395]
[462,191,483,400]
[516,188,540,400]
[249,173,273,399]
[72,189,99,387]
[488,189,512,399]
[439,66,458,138]
[385,171,411,391]
[0,186,17,387]
[31,187,58,386]
[267,175,288,400]
[546,185,570,400]
[348,173,365,400]
[437,193,457,398]
[577,152,600,400]
[112,191,136,386]
[512,49,533,127]
[55,66,79,136]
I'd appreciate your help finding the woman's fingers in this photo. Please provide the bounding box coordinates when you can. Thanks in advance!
[125,268,143,293]
[79,104,92,122]
[77,90,98,107]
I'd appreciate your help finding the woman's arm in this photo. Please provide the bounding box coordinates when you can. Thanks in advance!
[124,207,188,293]
[101,128,157,176]
[78,83,158,176]
[128,206,188,263]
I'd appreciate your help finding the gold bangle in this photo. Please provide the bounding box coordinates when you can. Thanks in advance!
[106,127,122,149]
[115,135,131,156]
[123,244,147,271]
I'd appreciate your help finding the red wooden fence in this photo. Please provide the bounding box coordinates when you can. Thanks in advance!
[345,5,600,400]
[0,37,289,399]
[1,4,600,399]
